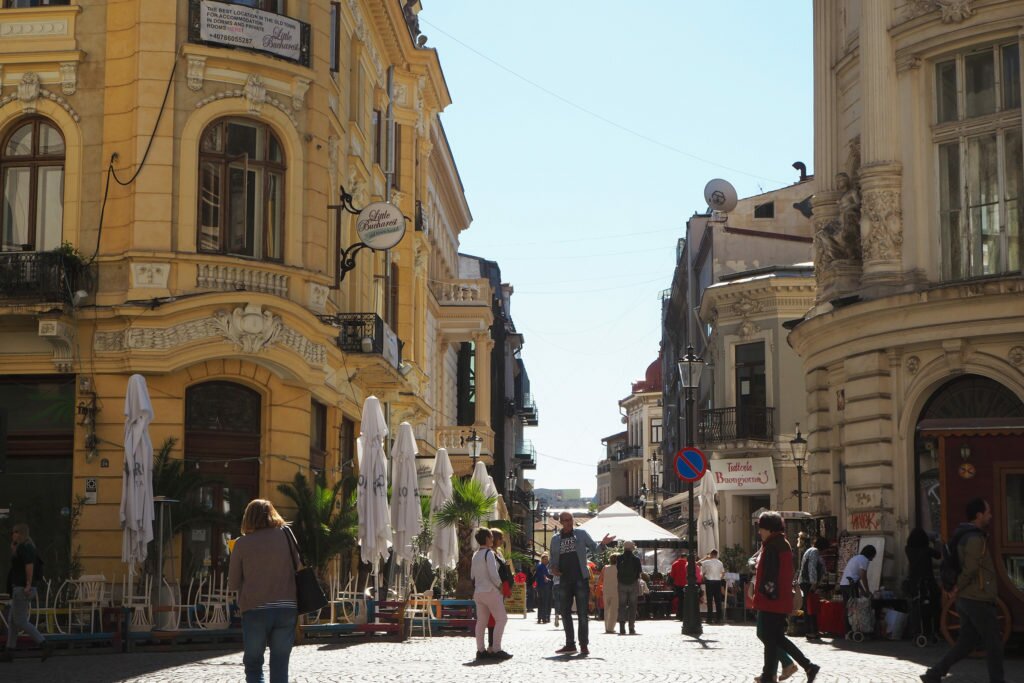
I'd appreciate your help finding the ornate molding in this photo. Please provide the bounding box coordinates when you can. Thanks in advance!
[187,55,206,91]
[905,0,975,23]
[346,0,385,84]
[307,282,328,314]
[732,293,763,317]
[906,355,921,375]
[196,263,289,297]
[59,62,76,95]
[291,76,310,110]
[211,303,283,353]
[861,187,904,263]
[738,320,761,340]
[37,318,74,372]
[1009,347,1024,367]
[194,78,298,128]
[393,82,408,106]
[0,18,69,38]
[243,74,266,114]
[0,72,81,122]
[279,327,326,366]
[131,263,170,289]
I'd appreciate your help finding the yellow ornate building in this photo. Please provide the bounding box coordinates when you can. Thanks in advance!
[0,0,501,581]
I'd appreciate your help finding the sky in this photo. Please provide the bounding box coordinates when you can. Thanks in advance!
[420,2,814,496]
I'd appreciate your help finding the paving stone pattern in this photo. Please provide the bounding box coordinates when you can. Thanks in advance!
[2,616,1019,682]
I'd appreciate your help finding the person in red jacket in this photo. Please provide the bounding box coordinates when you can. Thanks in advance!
[753,512,820,683]
[670,555,702,621]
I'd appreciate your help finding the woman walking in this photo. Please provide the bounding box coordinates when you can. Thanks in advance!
[752,511,820,683]
[228,499,300,683]
[471,527,512,661]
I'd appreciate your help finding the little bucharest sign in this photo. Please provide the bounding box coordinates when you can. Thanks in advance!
[357,202,406,250]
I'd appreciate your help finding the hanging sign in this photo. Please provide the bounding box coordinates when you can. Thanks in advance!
[709,457,777,491]
[675,447,708,483]
[198,0,304,63]
[356,202,406,250]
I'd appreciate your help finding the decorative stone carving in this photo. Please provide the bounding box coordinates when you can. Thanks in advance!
[393,83,408,106]
[346,0,385,83]
[131,263,170,289]
[862,188,904,262]
[347,166,367,205]
[17,72,40,112]
[38,318,74,372]
[196,263,289,297]
[59,62,76,95]
[738,320,761,340]
[0,19,69,38]
[211,304,283,353]
[814,138,863,274]
[905,0,974,23]
[187,55,206,91]
[1009,347,1024,367]
[0,85,81,122]
[291,76,310,110]
[307,283,328,314]
[733,293,763,317]
[390,190,405,207]
[279,327,327,367]
[906,355,920,375]
[195,85,298,127]
[244,74,267,115]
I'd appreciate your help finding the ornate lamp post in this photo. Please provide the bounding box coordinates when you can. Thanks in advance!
[649,452,660,518]
[467,429,483,469]
[538,499,550,554]
[789,423,808,512]
[678,344,706,638]
[528,493,538,554]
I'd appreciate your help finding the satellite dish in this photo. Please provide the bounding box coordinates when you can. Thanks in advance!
[704,178,738,213]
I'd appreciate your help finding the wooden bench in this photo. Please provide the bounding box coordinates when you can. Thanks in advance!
[125,627,242,652]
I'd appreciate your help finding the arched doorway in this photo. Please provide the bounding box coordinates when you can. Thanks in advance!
[914,375,1024,535]
[183,381,261,581]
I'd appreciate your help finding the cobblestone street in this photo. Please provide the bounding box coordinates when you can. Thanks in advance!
[2,616,1020,683]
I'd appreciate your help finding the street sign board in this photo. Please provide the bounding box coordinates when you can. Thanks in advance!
[674,447,708,482]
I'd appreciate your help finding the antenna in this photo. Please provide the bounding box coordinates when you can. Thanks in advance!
[703,178,738,213]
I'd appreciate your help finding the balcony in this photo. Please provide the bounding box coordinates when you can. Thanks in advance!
[612,445,643,462]
[515,439,536,470]
[517,391,539,426]
[435,425,494,469]
[597,460,612,475]
[187,0,311,67]
[0,251,83,306]
[430,277,490,306]
[697,406,775,444]
[318,313,404,386]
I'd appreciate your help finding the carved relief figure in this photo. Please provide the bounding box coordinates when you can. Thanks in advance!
[814,172,862,267]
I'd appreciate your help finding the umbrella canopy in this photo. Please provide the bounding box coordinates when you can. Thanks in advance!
[470,461,498,522]
[120,374,155,568]
[696,472,720,557]
[428,448,457,570]
[577,501,678,543]
[357,396,392,565]
[389,422,421,567]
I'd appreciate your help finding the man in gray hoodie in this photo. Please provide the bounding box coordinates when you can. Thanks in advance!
[549,512,615,656]
[921,497,1003,683]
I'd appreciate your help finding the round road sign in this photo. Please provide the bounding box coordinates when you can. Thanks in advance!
[674,447,708,483]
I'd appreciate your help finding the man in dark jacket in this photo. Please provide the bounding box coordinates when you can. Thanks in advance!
[3,523,52,662]
[921,497,1004,683]
[616,541,642,635]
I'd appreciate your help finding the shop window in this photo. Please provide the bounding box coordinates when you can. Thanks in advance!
[185,381,261,433]
[310,400,327,472]
[934,42,1023,280]
[1,118,64,252]
[198,118,285,261]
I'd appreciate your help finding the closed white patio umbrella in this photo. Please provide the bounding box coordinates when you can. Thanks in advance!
[428,448,457,576]
[357,396,392,566]
[389,422,421,568]
[696,471,720,558]
[121,374,155,573]
[470,461,498,523]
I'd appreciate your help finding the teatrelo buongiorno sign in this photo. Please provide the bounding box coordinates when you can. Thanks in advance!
[356,202,406,250]
[199,0,303,62]
[709,457,777,491]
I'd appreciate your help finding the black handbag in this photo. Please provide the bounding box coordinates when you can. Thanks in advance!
[284,527,328,615]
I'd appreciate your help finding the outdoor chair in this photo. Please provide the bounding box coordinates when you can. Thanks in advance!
[66,574,108,633]
[405,591,440,638]
[329,578,366,624]
[122,573,153,632]
[198,573,233,629]
[158,578,195,630]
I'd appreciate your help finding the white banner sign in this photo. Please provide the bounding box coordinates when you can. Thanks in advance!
[709,457,776,491]
[199,1,303,62]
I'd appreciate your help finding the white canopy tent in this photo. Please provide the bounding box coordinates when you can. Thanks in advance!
[577,502,679,543]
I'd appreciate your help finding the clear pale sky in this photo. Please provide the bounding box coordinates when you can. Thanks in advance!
[421,2,813,496]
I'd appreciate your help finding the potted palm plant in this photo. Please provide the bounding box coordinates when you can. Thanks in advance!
[276,471,358,582]
[433,477,498,598]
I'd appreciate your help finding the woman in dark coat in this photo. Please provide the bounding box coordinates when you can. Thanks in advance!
[905,527,940,642]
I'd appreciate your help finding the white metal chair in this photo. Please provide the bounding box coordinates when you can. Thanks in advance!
[122,573,153,632]
[198,573,233,629]
[329,577,366,624]
[405,591,439,637]
[67,574,107,633]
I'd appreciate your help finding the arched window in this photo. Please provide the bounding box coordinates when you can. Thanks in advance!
[1,118,65,252]
[198,118,285,261]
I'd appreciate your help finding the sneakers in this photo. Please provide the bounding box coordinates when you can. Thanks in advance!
[555,644,578,654]
[805,663,821,683]
[39,642,54,662]
[475,650,492,661]
[491,650,513,661]
[780,663,799,680]
[579,645,590,656]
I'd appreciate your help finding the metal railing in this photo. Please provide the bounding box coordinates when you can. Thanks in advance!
[318,313,403,368]
[697,406,775,444]
[514,439,536,469]
[517,392,539,426]
[0,251,82,304]
[613,445,643,462]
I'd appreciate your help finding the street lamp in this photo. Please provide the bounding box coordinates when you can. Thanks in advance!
[538,499,550,554]
[677,344,706,638]
[637,483,648,517]
[466,429,483,469]
[789,423,808,512]
[649,452,660,518]
[528,493,539,555]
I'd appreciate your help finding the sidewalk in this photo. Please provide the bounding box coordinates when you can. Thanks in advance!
[2,615,1018,682]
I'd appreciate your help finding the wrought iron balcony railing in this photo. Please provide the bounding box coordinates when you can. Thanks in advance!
[517,391,539,426]
[612,445,643,462]
[515,439,536,469]
[0,251,82,305]
[318,313,403,369]
[697,406,775,444]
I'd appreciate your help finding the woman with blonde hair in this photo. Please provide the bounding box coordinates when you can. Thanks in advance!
[471,527,512,661]
[228,499,301,683]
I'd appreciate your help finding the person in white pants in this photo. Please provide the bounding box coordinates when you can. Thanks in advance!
[470,527,512,662]
[602,554,620,634]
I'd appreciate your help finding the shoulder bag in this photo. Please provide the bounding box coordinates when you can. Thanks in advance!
[284,526,329,615]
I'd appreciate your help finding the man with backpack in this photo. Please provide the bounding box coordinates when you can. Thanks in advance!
[3,523,53,662]
[921,497,1004,683]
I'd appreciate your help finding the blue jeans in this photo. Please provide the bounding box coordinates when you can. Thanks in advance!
[537,583,552,621]
[241,607,297,683]
[558,578,590,647]
[6,587,45,650]
[932,598,1004,683]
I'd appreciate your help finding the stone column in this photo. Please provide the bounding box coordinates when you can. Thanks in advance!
[859,1,904,289]
[473,332,492,428]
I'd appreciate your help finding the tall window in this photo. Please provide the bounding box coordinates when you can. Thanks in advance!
[935,42,1022,280]
[198,119,285,261]
[1,118,64,252]
[329,2,340,73]
[391,123,402,189]
[310,400,327,473]
[650,417,663,444]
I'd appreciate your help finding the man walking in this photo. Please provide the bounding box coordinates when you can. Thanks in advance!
[2,523,53,663]
[616,541,642,635]
[921,498,1004,683]
[699,549,725,624]
[549,512,615,656]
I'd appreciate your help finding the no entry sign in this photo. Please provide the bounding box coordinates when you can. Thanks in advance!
[674,447,708,483]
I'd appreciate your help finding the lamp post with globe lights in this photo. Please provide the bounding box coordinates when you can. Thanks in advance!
[790,424,808,512]
[678,345,707,638]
